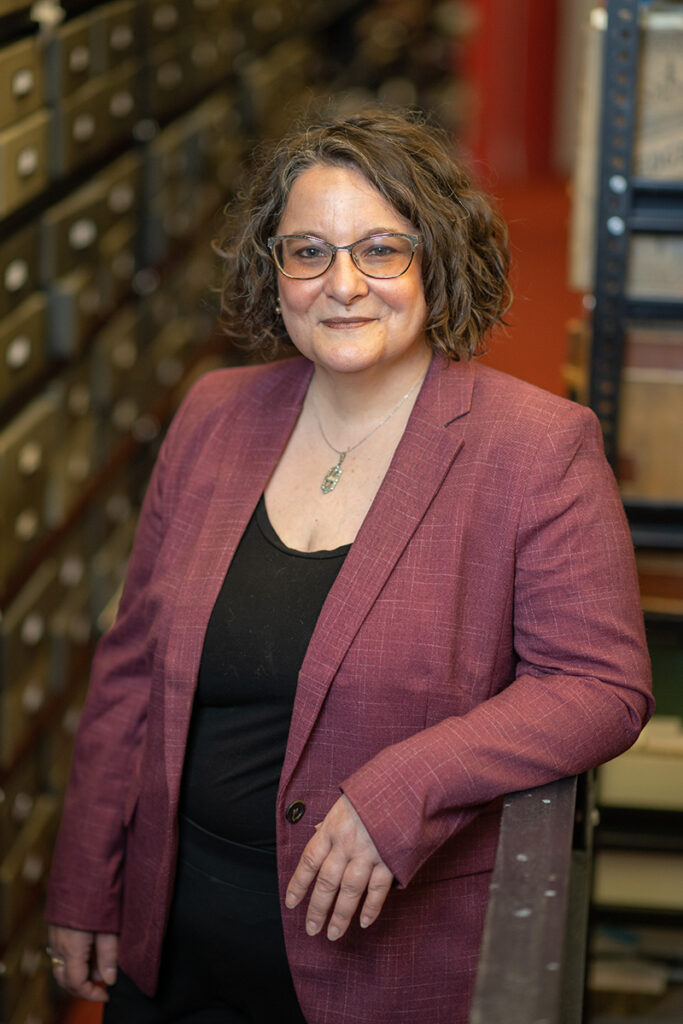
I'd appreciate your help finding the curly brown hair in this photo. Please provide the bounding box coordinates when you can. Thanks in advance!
[216,108,512,361]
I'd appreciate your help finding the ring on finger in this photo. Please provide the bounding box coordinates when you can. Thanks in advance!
[46,945,65,969]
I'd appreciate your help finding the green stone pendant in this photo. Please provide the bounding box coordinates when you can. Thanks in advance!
[321,452,346,493]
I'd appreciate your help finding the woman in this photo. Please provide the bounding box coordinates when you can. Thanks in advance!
[46,109,653,1024]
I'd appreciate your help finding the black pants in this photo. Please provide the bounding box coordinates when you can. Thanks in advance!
[103,815,307,1023]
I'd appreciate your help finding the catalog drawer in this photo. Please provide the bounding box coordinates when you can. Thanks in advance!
[0,219,40,319]
[0,37,44,132]
[40,178,108,280]
[145,0,186,44]
[0,654,50,771]
[99,216,138,309]
[89,304,142,410]
[47,264,111,359]
[51,582,92,692]
[44,15,93,102]
[43,680,87,798]
[91,516,137,623]
[101,60,142,151]
[49,76,109,177]
[0,753,41,861]
[0,909,48,1021]
[100,148,144,228]
[48,412,99,522]
[0,794,58,946]
[0,559,59,691]
[146,38,192,119]
[91,0,138,72]
[0,109,50,218]
[0,293,47,408]
[0,397,59,584]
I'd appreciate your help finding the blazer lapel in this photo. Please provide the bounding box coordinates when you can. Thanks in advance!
[280,357,476,789]
[163,359,313,793]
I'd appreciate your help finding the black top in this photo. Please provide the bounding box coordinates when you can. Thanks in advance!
[179,495,350,850]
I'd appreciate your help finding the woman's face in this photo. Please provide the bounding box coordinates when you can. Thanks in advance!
[274,163,430,379]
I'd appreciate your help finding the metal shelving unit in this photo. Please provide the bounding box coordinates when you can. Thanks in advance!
[589,0,683,491]
[587,7,683,1020]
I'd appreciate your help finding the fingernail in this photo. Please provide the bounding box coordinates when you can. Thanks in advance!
[104,967,117,984]
[360,916,370,929]
[306,920,318,936]
[285,893,296,909]
[327,925,340,941]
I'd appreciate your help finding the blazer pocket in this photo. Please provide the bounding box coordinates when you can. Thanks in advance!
[408,804,502,887]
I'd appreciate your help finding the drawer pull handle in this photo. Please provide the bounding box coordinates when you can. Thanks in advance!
[4,258,29,293]
[109,181,134,214]
[112,338,137,369]
[157,61,182,89]
[16,146,39,178]
[67,382,90,416]
[110,24,133,51]
[154,4,179,31]
[15,509,39,542]
[112,248,135,280]
[79,283,103,315]
[12,67,35,99]
[157,355,183,387]
[69,217,97,250]
[6,335,32,370]
[69,44,90,74]
[113,398,138,430]
[110,90,134,119]
[60,554,85,586]
[105,493,132,523]
[21,611,44,645]
[12,791,34,823]
[67,451,91,483]
[73,112,96,142]
[18,440,42,475]
[68,613,91,645]
[22,852,44,883]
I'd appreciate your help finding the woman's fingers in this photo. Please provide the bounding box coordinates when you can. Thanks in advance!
[285,829,333,910]
[327,859,394,939]
[47,926,113,1001]
[94,932,119,987]
[285,795,394,941]
[358,862,394,928]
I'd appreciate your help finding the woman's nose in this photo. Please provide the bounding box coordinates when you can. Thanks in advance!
[323,250,369,303]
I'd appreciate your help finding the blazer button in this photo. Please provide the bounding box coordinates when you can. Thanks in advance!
[285,800,306,823]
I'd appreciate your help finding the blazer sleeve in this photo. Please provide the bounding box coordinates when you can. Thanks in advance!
[341,403,653,888]
[45,378,210,933]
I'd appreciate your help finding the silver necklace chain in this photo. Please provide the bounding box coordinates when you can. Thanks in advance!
[310,373,424,494]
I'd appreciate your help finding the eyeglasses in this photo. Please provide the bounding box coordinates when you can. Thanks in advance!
[267,232,422,280]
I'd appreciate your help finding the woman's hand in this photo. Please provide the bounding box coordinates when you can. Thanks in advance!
[47,925,118,1000]
[285,795,394,941]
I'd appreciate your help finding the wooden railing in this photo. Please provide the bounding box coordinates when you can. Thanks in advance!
[470,775,594,1024]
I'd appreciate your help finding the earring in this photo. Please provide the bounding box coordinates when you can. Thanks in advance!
[275,298,281,316]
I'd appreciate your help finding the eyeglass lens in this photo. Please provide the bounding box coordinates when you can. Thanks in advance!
[273,234,416,279]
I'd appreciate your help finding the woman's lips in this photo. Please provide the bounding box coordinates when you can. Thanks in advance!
[321,317,375,328]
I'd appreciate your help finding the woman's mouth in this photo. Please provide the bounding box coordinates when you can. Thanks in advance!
[321,317,375,329]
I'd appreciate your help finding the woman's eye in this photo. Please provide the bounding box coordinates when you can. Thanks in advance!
[292,243,327,260]
[362,243,396,260]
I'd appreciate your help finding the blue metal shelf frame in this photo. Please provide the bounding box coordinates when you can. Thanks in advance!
[589,0,683,473]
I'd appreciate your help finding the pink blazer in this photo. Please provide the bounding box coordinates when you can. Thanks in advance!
[46,355,652,1024]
